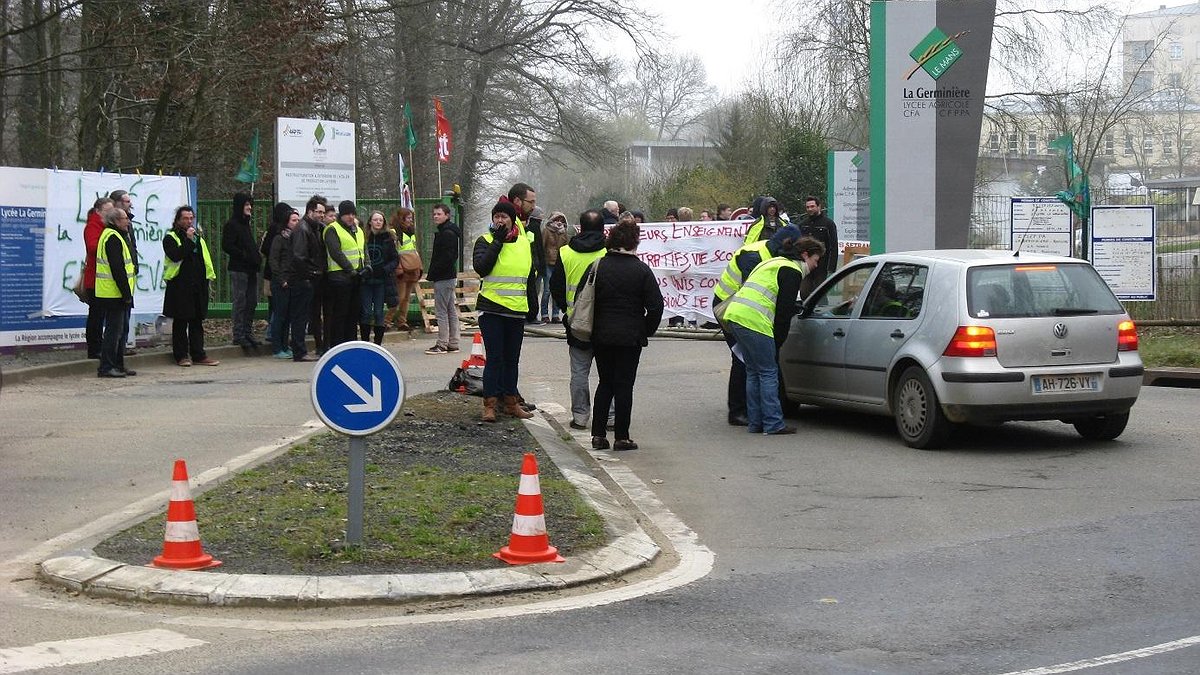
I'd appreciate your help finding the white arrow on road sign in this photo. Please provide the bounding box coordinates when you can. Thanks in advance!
[331,365,382,413]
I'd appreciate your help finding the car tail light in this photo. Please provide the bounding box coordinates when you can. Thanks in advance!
[1118,319,1138,351]
[943,325,997,357]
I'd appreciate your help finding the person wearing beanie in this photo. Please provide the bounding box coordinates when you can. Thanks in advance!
[222,192,262,347]
[323,199,367,348]
[550,209,612,431]
[722,235,825,436]
[539,210,570,323]
[472,198,536,423]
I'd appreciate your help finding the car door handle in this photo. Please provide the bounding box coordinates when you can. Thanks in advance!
[890,329,905,338]
[832,328,845,337]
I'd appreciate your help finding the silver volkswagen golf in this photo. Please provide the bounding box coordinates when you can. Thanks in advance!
[779,250,1143,449]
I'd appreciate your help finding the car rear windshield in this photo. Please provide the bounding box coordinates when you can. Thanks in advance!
[967,263,1124,319]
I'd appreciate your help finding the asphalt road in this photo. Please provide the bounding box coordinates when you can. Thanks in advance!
[2,336,1199,674]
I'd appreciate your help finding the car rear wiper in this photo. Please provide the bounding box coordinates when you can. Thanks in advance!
[1052,307,1099,315]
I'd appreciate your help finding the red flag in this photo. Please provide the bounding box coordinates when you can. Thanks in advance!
[434,97,452,164]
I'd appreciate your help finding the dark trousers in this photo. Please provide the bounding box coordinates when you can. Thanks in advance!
[86,289,105,357]
[172,318,207,361]
[309,276,326,353]
[592,344,643,440]
[723,328,746,419]
[323,277,359,348]
[99,304,127,374]
[288,280,313,358]
[229,270,258,343]
[479,312,525,397]
[269,280,291,353]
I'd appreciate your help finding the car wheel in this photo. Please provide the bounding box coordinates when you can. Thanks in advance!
[1072,412,1130,441]
[892,366,951,449]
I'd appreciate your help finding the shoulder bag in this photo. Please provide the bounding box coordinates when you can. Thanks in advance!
[568,259,601,341]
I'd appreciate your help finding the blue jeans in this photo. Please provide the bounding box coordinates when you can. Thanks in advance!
[360,282,386,326]
[269,279,291,353]
[729,323,785,434]
[539,265,560,319]
[478,312,525,397]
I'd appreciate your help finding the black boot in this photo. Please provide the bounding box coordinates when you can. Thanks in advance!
[372,325,384,345]
[359,323,370,341]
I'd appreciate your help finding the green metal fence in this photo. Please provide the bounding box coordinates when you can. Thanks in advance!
[195,197,460,318]
[972,191,1200,323]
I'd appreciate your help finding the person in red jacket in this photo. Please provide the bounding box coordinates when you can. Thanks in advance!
[83,197,115,359]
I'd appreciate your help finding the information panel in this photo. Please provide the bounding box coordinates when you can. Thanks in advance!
[1009,197,1072,256]
[1090,205,1155,302]
[276,117,356,210]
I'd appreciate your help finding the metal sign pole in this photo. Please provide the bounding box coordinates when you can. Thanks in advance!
[347,436,366,546]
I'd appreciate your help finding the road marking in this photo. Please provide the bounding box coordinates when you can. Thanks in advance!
[997,634,1200,675]
[0,629,206,673]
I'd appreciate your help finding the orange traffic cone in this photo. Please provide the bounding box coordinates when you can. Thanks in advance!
[463,332,486,369]
[151,459,222,570]
[494,453,565,565]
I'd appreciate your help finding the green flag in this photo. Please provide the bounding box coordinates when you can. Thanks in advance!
[234,129,261,184]
[1048,133,1090,223]
[404,103,417,149]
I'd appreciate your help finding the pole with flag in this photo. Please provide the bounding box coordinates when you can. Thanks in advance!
[433,97,452,196]
[234,129,261,196]
[404,102,418,202]
[1048,133,1091,260]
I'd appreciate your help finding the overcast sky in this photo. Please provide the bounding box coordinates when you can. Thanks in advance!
[636,0,1195,95]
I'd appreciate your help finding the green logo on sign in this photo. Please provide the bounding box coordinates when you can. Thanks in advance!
[850,153,863,167]
[314,123,326,145]
[906,28,969,81]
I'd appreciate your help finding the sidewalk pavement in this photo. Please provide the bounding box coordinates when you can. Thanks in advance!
[19,339,664,608]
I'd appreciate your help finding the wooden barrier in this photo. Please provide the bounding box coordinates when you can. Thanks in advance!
[419,272,481,334]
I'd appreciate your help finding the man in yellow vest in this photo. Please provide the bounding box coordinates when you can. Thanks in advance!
[323,200,367,348]
[723,236,824,435]
[550,209,609,430]
[473,199,536,423]
[742,197,789,245]
[94,207,136,378]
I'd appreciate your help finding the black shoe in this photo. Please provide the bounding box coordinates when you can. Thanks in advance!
[97,370,126,378]
[519,399,537,412]
[613,439,638,451]
[122,369,137,376]
[591,436,609,450]
[764,426,797,435]
[569,420,587,430]
[728,414,749,427]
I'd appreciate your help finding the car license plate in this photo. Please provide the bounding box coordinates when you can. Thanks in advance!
[1032,373,1100,394]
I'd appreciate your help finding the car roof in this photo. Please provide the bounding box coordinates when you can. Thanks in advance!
[852,249,1089,267]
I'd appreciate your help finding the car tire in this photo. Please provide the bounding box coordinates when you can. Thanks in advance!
[892,366,951,449]
[1072,412,1130,441]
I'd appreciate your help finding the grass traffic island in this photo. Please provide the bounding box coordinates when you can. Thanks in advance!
[1139,325,1200,368]
[94,391,606,575]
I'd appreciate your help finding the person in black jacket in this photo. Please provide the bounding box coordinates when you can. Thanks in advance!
[267,208,298,358]
[424,203,462,354]
[222,192,262,346]
[797,195,839,293]
[584,216,665,451]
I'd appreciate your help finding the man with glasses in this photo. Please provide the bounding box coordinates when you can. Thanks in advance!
[303,195,329,354]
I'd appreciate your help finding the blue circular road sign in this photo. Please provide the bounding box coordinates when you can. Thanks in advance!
[310,341,405,436]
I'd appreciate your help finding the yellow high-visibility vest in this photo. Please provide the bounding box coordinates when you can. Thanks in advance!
[95,228,135,299]
[723,257,803,337]
[163,231,215,281]
[325,223,365,272]
[478,224,532,313]
[714,239,770,302]
[559,246,606,306]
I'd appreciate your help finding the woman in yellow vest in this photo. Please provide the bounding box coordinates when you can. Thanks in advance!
[723,236,824,435]
[473,200,536,423]
[162,206,220,367]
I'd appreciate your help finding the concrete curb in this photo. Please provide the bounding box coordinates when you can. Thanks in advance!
[1143,367,1200,388]
[36,409,662,607]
